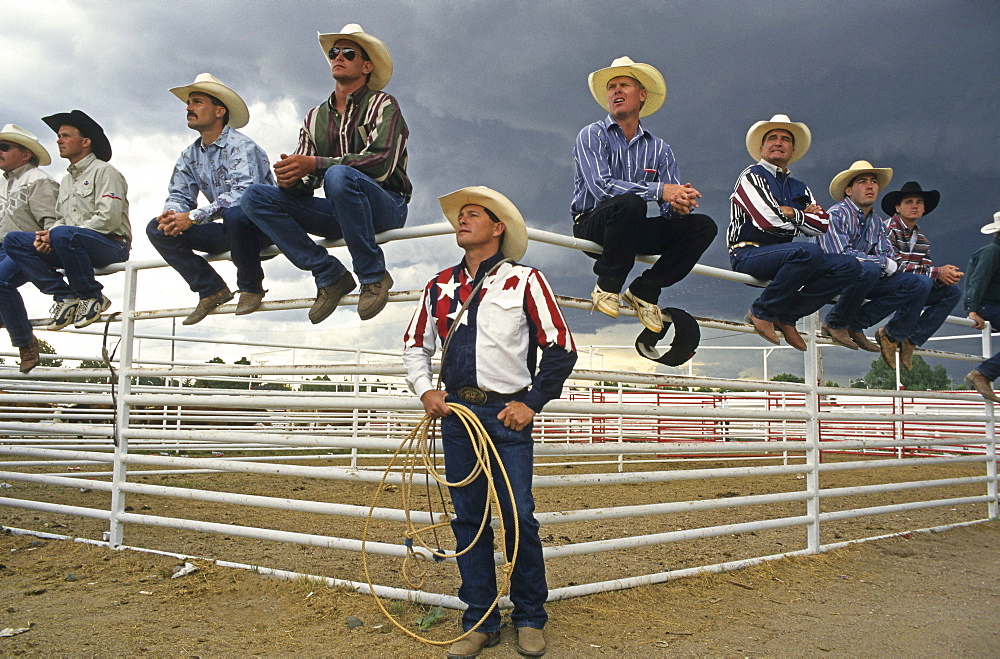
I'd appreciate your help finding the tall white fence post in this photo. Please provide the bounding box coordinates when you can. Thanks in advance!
[108,262,138,548]
[803,312,821,552]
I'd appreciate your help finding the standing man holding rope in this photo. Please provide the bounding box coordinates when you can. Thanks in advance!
[403,187,576,658]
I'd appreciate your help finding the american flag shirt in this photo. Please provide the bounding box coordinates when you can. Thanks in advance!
[728,160,828,248]
[403,251,577,413]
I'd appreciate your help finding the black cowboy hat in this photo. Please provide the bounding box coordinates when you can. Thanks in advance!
[41,109,112,162]
[881,181,940,217]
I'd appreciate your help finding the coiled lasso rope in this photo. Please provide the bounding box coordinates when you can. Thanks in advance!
[361,257,522,646]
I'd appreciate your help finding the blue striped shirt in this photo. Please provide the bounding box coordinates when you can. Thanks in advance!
[814,197,894,269]
[571,115,680,217]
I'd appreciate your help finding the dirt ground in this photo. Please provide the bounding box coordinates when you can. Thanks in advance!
[1,455,999,656]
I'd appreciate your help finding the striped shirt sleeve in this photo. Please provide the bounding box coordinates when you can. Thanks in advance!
[402,278,439,399]
[522,268,577,412]
[731,168,828,237]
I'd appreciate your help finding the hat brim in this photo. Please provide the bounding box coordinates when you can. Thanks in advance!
[828,167,893,202]
[42,111,112,161]
[318,30,393,90]
[880,189,941,217]
[981,224,1000,235]
[0,129,50,166]
[169,82,250,129]
[438,187,528,261]
[745,120,811,164]
[588,62,666,118]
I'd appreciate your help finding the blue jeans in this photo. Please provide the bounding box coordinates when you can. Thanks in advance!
[0,243,33,347]
[825,261,930,340]
[239,166,407,288]
[4,226,129,301]
[974,303,1000,381]
[441,398,547,632]
[909,283,962,346]
[145,207,272,297]
[730,242,860,325]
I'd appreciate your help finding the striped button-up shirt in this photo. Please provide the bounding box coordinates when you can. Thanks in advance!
[885,214,940,281]
[403,252,577,413]
[163,126,274,224]
[572,115,679,217]
[293,85,411,201]
[815,197,893,270]
[728,160,827,247]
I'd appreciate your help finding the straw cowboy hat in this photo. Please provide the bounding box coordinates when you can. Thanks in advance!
[42,109,112,162]
[438,186,529,261]
[0,124,51,166]
[318,23,393,90]
[169,73,250,129]
[745,114,811,164]
[981,211,1000,235]
[880,181,941,217]
[588,56,666,118]
[828,160,893,202]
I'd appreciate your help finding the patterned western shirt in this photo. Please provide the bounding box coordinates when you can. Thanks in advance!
[728,159,828,247]
[815,197,893,271]
[54,153,131,241]
[163,126,274,224]
[572,115,680,218]
[0,163,59,240]
[403,251,577,413]
[885,214,941,282]
[292,85,411,201]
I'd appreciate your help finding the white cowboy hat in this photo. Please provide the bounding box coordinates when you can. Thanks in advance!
[745,114,811,164]
[169,73,250,129]
[0,124,50,166]
[981,211,1000,235]
[438,186,529,261]
[588,56,666,118]
[318,23,393,90]
[828,160,893,202]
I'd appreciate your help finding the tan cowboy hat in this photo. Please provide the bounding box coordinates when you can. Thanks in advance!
[588,56,666,118]
[169,73,250,129]
[828,160,893,202]
[981,211,1000,235]
[318,23,392,90]
[438,186,529,261]
[0,124,50,166]
[745,114,811,164]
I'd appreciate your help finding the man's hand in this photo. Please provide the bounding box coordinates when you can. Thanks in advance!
[937,264,964,286]
[969,311,987,330]
[420,390,452,418]
[274,153,317,188]
[497,401,535,431]
[157,210,194,237]
[34,230,52,254]
[661,183,701,215]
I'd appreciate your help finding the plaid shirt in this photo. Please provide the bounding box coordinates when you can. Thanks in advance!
[885,214,940,281]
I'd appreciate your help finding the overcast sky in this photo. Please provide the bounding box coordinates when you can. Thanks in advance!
[3,0,999,385]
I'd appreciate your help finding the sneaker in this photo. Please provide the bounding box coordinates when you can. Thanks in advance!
[18,337,40,374]
[516,627,547,657]
[874,326,898,369]
[74,294,112,328]
[743,310,779,345]
[848,329,880,353]
[590,284,620,319]
[966,369,1000,404]
[900,338,916,371]
[235,291,265,316]
[47,298,80,331]
[309,271,356,324]
[183,287,234,325]
[622,288,663,332]
[357,272,393,321]
[447,630,501,658]
[821,323,858,350]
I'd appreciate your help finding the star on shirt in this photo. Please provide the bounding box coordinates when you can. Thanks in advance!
[437,279,461,301]
[446,306,469,327]
[502,275,520,290]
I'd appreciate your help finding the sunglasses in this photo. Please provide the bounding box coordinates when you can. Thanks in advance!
[327,47,361,61]
[0,143,20,152]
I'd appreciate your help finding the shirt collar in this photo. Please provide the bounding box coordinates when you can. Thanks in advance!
[841,196,876,220]
[888,213,919,233]
[601,114,650,139]
[67,152,97,176]
[3,163,35,182]
[757,158,791,177]
[463,250,506,283]
[327,84,371,111]
[196,125,232,151]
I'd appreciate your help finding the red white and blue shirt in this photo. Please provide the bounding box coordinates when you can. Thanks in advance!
[728,160,828,248]
[403,252,577,413]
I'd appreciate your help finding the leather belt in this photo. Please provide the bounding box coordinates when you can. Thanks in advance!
[728,241,761,253]
[453,386,528,405]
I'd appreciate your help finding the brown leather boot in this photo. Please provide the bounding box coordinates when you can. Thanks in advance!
[774,320,806,351]
[821,324,858,350]
[848,329,880,353]
[966,370,1000,403]
[447,630,501,658]
[745,311,779,345]
[516,626,547,656]
[874,327,898,368]
[19,337,40,373]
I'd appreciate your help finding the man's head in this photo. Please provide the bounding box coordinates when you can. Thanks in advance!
[438,186,528,261]
[0,124,50,171]
[588,56,666,119]
[744,114,811,166]
[828,160,893,206]
[41,110,112,162]
[317,24,393,90]
[880,181,940,222]
[605,76,647,121]
[169,73,249,130]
